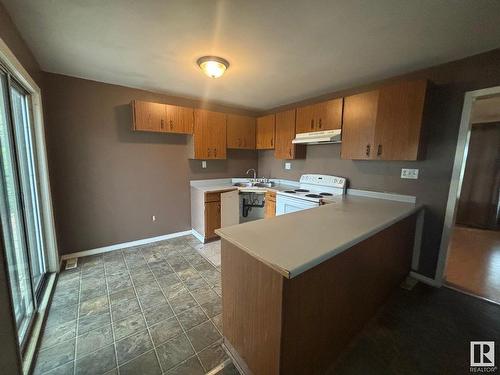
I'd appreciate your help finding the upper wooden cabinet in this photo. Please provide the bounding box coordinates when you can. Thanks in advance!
[274,109,306,160]
[296,98,343,134]
[341,80,428,161]
[227,114,256,149]
[165,104,194,134]
[190,109,227,159]
[132,100,166,132]
[132,100,193,134]
[256,115,275,149]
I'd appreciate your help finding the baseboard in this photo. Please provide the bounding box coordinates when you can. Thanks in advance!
[409,271,441,287]
[60,230,193,260]
[191,229,205,243]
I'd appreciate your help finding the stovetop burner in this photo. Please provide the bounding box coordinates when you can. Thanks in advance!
[295,189,310,192]
[284,190,296,194]
[319,192,333,196]
[305,194,322,198]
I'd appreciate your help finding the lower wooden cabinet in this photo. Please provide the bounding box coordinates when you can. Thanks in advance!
[191,188,239,242]
[205,200,221,240]
[265,191,276,218]
[274,109,306,160]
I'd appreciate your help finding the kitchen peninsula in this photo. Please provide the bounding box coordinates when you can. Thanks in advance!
[216,196,423,374]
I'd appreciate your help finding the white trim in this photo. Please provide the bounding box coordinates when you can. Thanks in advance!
[347,188,416,203]
[60,230,193,260]
[435,85,500,285]
[409,271,441,287]
[411,209,425,270]
[0,37,59,273]
[191,229,205,243]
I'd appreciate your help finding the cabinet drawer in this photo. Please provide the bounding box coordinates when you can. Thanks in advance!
[205,192,221,203]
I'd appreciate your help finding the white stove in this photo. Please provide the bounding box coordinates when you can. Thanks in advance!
[276,174,347,215]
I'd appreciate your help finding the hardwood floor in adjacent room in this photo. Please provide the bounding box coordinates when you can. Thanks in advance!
[445,226,500,304]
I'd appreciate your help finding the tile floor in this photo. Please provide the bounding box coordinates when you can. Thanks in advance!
[33,236,238,375]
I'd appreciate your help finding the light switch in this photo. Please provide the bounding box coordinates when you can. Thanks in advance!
[401,168,419,179]
[285,162,291,170]
[202,161,207,169]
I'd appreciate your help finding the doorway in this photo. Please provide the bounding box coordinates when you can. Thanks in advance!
[0,65,47,349]
[437,88,500,304]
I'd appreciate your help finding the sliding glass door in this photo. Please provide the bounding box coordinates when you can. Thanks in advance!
[0,67,47,348]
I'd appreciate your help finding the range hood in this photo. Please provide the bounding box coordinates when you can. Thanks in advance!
[292,129,341,145]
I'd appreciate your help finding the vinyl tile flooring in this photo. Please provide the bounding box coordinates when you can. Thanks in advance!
[33,235,231,375]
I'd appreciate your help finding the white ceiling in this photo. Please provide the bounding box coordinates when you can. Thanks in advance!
[4,0,500,110]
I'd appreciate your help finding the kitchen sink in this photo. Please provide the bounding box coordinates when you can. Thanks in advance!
[233,181,274,188]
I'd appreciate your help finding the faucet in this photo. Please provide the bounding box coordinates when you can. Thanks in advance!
[246,168,257,180]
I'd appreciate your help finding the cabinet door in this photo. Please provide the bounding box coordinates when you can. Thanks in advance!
[296,104,316,134]
[341,90,379,160]
[193,109,227,159]
[165,105,193,134]
[275,109,305,160]
[256,115,275,149]
[374,80,427,160]
[264,191,276,218]
[227,114,256,149]
[221,190,239,227]
[315,98,343,131]
[132,100,166,132]
[205,201,221,239]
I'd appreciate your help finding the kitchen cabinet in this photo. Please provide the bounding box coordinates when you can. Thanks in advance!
[191,188,239,242]
[131,100,194,134]
[131,100,166,132]
[165,104,194,134]
[341,80,428,160]
[296,98,343,134]
[274,109,306,160]
[227,114,256,149]
[256,115,275,149]
[190,109,227,159]
[265,191,276,218]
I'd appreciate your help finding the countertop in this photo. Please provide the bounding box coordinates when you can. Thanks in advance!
[215,195,422,279]
[190,180,298,194]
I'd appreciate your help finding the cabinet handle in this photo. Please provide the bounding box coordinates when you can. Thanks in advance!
[270,138,273,147]
[289,149,292,157]
[365,144,371,156]
[318,118,322,129]
[377,144,382,156]
[214,148,217,157]
[160,119,164,129]
[311,119,314,130]
[170,120,173,129]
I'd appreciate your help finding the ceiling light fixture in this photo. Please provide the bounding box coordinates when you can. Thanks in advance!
[197,56,229,78]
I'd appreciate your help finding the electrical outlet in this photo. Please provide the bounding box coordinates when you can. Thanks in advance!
[284,162,291,170]
[401,168,419,179]
[201,161,207,169]
[152,215,156,222]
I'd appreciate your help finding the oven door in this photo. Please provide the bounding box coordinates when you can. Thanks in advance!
[276,195,319,215]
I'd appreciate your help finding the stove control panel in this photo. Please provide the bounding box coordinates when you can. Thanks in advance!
[299,174,346,188]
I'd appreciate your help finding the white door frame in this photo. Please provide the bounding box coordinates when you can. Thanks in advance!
[0,37,59,273]
[434,85,500,285]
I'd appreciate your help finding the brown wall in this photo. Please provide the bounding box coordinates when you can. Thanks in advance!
[259,49,500,277]
[0,2,41,373]
[42,73,258,255]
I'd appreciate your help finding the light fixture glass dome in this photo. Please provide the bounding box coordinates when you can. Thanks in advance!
[197,56,229,78]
